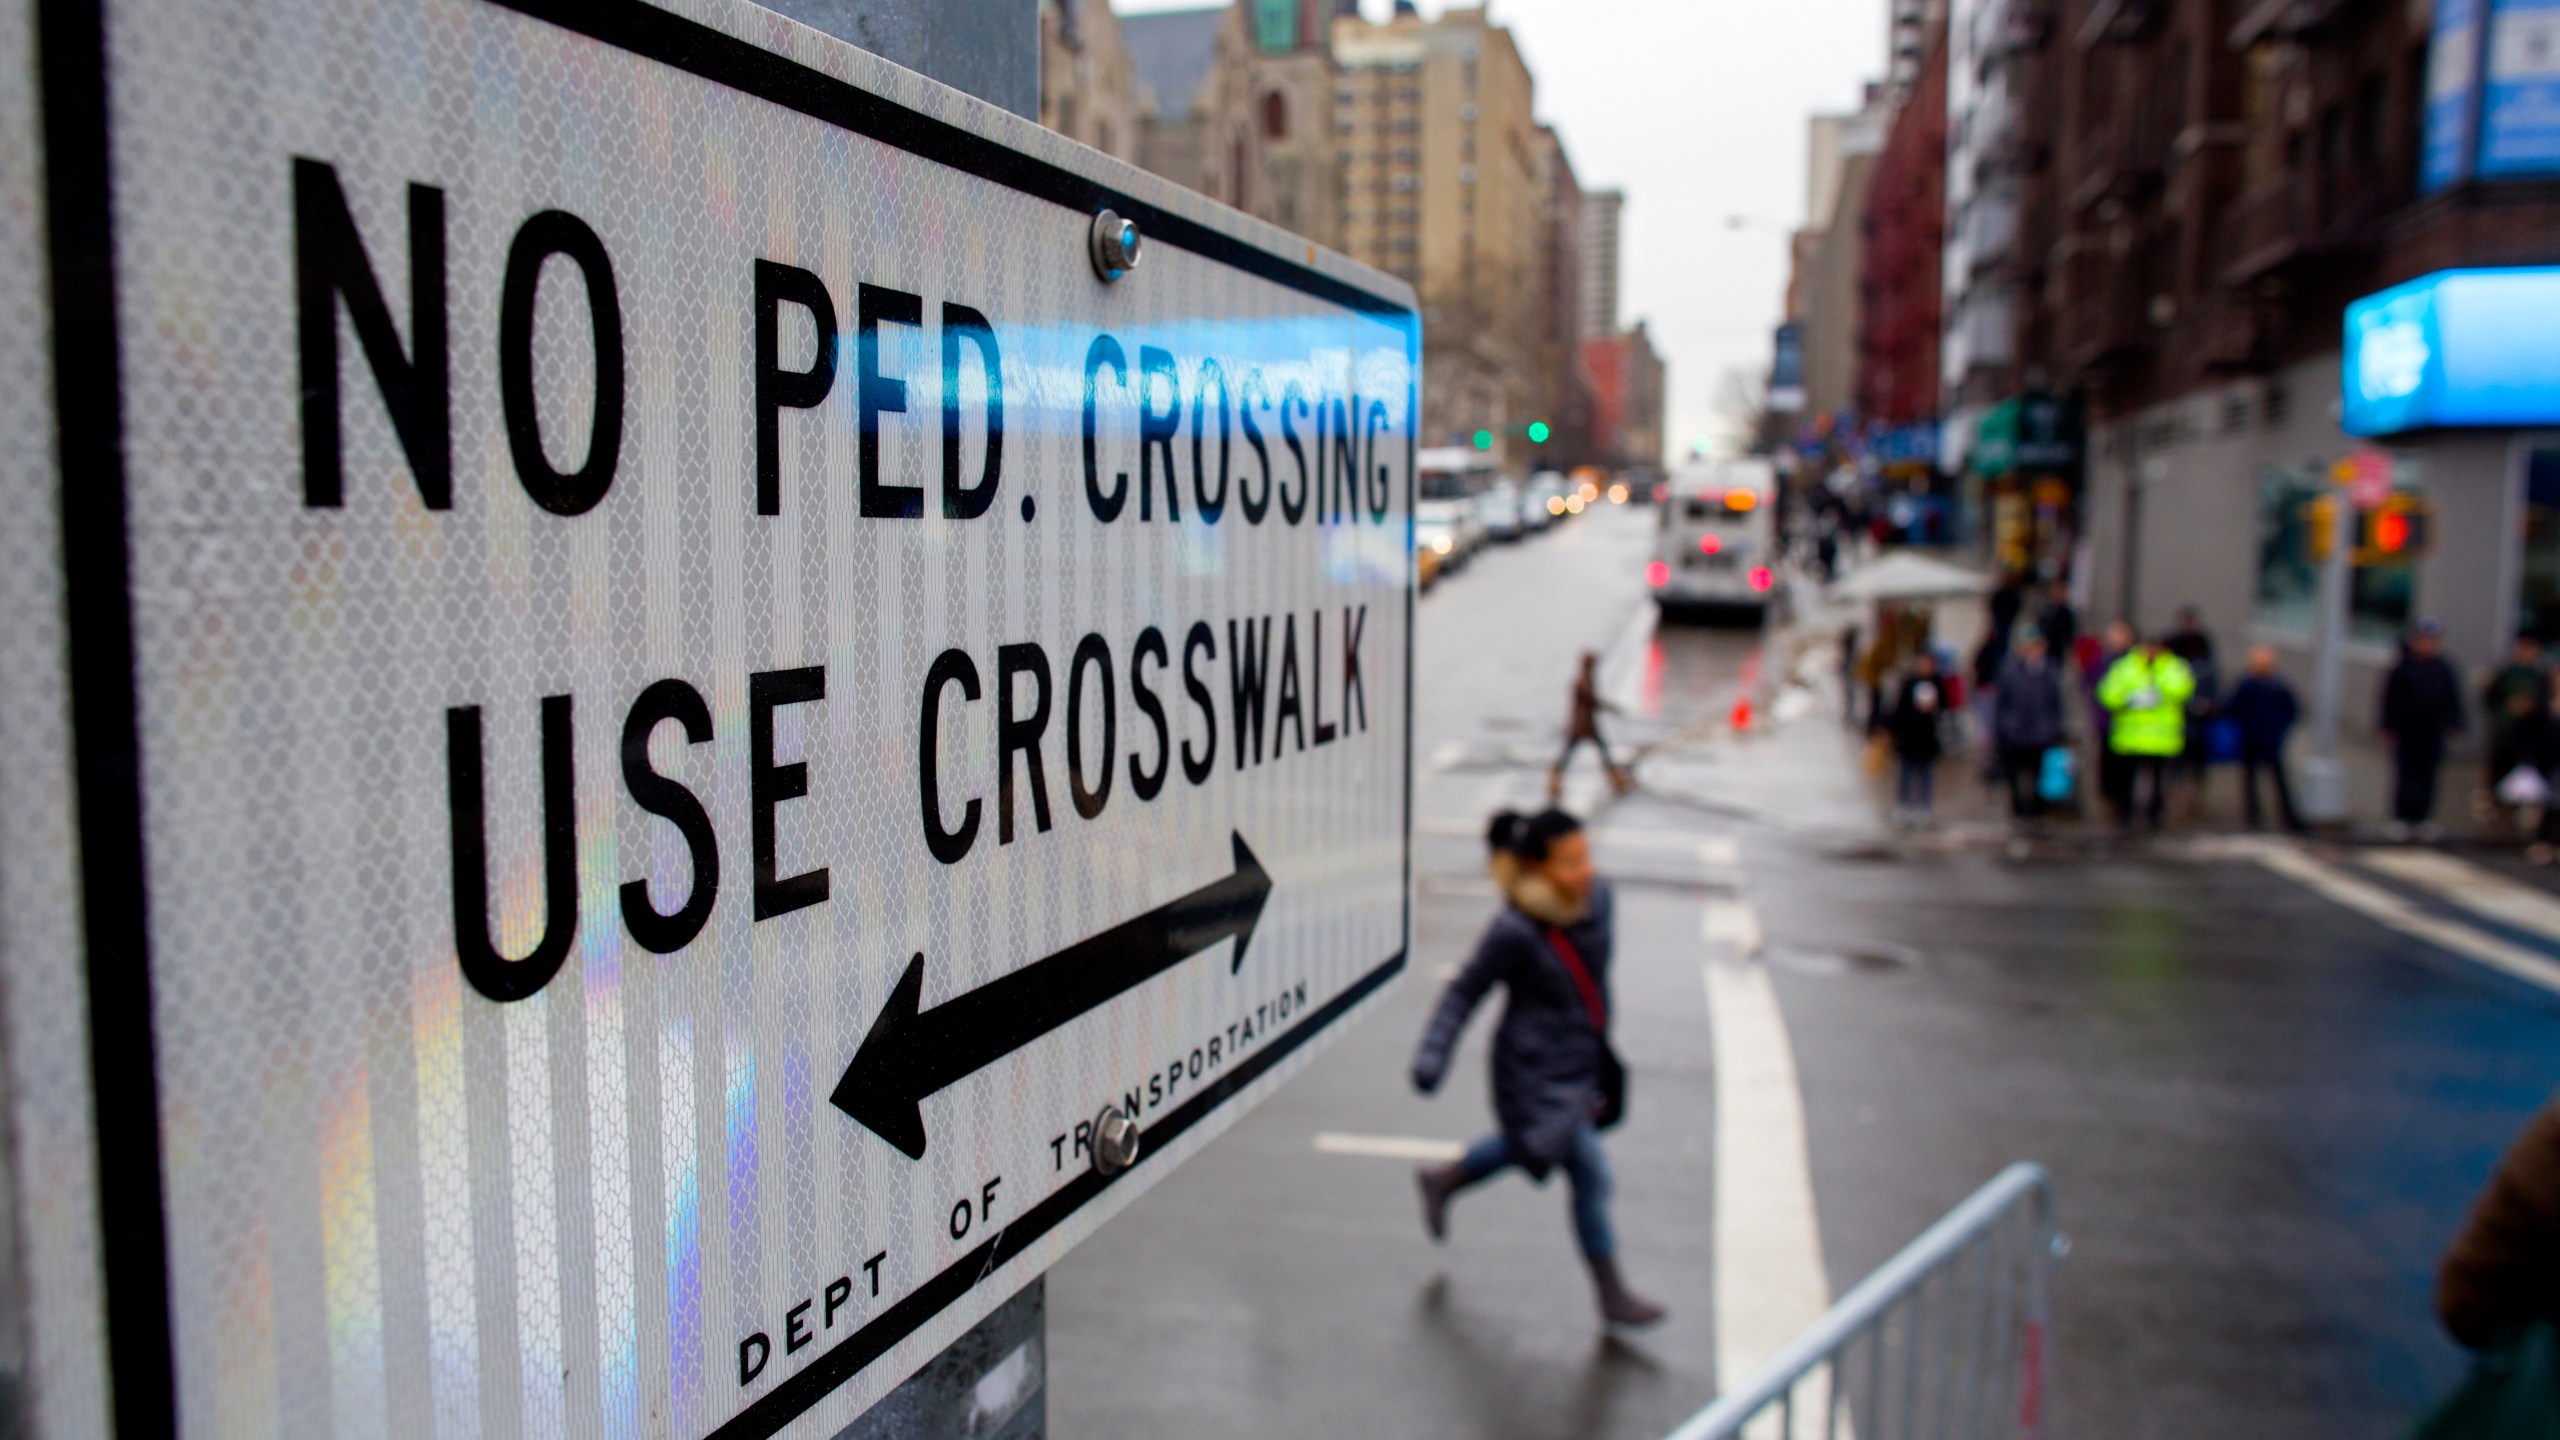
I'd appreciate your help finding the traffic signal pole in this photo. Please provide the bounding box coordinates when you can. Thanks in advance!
[2299,487,2355,825]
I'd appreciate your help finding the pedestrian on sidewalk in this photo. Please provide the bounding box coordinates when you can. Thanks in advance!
[2483,633,2549,813]
[2088,620,2137,822]
[2037,581,2080,668]
[2223,645,2304,831]
[1887,653,1950,826]
[1547,651,1632,801]
[1991,628,2068,825]
[2166,605,2222,808]
[1410,809,1666,1329]
[2097,633,2196,830]
[2380,619,2466,841]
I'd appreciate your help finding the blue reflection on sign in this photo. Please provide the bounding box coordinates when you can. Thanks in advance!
[2344,268,2560,435]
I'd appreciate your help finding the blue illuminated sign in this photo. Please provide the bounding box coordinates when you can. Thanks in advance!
[2482,0,2560,176]
[2344,268,2560,436]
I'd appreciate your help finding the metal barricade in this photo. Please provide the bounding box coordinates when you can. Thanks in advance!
[1665,1163,2065,1440]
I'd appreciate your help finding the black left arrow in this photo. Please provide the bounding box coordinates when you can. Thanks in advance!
[830,831,1274,1159]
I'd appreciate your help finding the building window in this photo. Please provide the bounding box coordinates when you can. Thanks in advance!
[1263,91,1289,140]
[1253,0,1296,52]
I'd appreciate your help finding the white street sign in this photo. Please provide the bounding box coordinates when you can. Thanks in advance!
[0,0,1416,1431]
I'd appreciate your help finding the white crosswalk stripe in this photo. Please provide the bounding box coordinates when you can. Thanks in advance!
[2259,846,2560,996]
[2360,848,2560,946]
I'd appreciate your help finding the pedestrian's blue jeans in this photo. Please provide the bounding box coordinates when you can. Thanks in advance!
[1897,758,1934,809]
[1456,1126,1615,1260]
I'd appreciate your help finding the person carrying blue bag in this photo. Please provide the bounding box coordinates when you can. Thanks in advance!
[1991,627,2068,826]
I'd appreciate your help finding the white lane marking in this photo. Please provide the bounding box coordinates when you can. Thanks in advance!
[1703,897,1765,956]
[1706,953,1833,1396]
[1586,829,1743,868]
[1311,1132,1466,1162]
[2260,847,2560,996]
[2362,848,2560,946]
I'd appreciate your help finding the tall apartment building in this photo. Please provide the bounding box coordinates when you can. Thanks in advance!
[1791,95,1890,429]
[1538,126,1599,464]
[1333,5,1550,464]
[1940,0,2027,431]
[1859,13,1948,429]
[1983,0,2560,732]
[1576,188,1622,338]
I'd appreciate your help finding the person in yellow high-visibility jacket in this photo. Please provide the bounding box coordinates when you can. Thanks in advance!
[2096,638,2197,830]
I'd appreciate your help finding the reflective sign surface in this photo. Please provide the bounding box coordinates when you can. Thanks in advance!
[1,0,1415,1430]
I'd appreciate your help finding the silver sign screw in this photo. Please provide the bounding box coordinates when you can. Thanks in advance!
[1089,209,1141,282]
[1092,1105,1141,1174]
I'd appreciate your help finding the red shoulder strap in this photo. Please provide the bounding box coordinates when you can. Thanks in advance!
[1546,927,1607,1032]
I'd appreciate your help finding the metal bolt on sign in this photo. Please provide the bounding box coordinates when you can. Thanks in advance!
[1089,209,1141,281]
[1092,1106,1141,1174]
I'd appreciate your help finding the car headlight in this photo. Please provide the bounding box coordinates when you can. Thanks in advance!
[1430,535,1454,555]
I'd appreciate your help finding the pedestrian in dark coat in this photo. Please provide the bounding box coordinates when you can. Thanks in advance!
[2437,1090,2560,1350]
[1886,654,1949,823]
[2484,634,2550,800]
[1991,630,2066,821]
[1547,651,1631,800]
[2380,619,2467,838]
[2222,644,2302,831]
[1413,809,1664,1327]
[2036,583,2080,668]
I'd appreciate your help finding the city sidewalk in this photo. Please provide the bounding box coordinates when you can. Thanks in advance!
[1778,550,2521,851]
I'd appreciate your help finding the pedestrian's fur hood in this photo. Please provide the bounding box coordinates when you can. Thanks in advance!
[1487,850,1591,927]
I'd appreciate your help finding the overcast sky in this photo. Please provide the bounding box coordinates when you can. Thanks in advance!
[1113,0,1886,462]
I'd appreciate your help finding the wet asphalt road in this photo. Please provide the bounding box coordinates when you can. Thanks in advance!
[1046,505,2560,1440]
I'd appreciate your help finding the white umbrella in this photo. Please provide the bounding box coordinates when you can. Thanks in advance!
[1825,551,1996,603]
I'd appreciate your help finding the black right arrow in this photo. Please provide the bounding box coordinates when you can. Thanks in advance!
[830,832,1274,1160]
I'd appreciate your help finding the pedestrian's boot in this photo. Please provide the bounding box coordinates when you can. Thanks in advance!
[1607,763,1635,796]
[1587,1255,1667,1328]
[1416,1161,1465,1243]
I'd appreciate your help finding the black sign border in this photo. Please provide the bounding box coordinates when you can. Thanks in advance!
[34,0,1420,1432]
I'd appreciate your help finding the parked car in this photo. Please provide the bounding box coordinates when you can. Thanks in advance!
[1478,478,1529,542]
[1418,447,1494,560]
[1524,470,1569,530]
[1416,503,1467,576]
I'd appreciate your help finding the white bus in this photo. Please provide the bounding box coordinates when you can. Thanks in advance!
[1649,456,1782,616]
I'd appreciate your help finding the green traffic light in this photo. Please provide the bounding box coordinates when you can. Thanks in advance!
[1472,429,1494,450]
[1528,421,1551,444]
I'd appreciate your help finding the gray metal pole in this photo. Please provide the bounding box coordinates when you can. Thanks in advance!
[2299,490,2354,824]
[750,0,1040,119]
